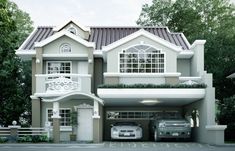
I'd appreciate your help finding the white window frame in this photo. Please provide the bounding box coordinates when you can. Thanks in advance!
[60,43,72,53]
[67,26,77,35]
[46,108,72,127]
[46,61,72,75]
[118,44,166,73]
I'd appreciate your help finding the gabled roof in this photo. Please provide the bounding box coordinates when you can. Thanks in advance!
[34,30,95,48]
[19,26,190,50]
[53,19,90,32]
[102,29,182,52]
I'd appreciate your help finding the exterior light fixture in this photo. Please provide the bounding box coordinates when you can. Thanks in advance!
[140,99,161,105]
[36,58,40,64]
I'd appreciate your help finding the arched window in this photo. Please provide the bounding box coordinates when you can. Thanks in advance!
[119,45,165,73]
[60,43,71,53]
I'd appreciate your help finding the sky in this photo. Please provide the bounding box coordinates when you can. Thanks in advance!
[11,0,152,27]
[11,0,235,27]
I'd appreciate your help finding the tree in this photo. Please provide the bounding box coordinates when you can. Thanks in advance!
[0,0,33,126]
[137,0,235,101]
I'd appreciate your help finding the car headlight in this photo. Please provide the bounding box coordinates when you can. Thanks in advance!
[159,122,166,128]
[112,127,118,132]
[184,123,191,127]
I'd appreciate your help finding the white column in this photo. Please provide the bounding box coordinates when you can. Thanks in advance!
[52,102,61,118]
[92,100,100,118]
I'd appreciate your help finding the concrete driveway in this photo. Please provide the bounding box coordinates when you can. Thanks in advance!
[0,142,234,151]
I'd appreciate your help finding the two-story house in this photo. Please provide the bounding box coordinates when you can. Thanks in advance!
[16,20,226,145]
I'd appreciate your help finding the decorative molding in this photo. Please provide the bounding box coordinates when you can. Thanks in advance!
[34,30,95,48]
[46,76,80,92]
[75,103,93,109]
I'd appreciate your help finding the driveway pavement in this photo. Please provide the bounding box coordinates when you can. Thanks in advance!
[0,142,234,151]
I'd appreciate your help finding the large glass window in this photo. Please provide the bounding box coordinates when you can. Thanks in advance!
[119,45,165,73]
[47,61,71,74]
[47,109,71,126]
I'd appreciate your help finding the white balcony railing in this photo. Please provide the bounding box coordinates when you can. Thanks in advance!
[35,74,91,96]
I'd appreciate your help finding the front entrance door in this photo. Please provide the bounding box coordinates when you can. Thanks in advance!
[77,105,93,141]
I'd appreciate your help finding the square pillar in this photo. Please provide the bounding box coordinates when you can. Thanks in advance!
[52,102,61,143]
[31,96,41,127]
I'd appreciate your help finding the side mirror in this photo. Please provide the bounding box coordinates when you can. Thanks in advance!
[110,124,114,127]
[138,124,141,127]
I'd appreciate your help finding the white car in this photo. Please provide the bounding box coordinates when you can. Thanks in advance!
[111,122,142,139]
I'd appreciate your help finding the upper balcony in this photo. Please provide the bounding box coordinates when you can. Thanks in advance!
[35,74,91,97]
[97,73,206,106]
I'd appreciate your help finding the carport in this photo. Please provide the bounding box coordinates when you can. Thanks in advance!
[98,88,206,141]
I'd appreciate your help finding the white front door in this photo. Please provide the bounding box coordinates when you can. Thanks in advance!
[77,108,93,141]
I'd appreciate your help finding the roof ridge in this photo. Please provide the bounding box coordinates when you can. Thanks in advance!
[89,26,168,28]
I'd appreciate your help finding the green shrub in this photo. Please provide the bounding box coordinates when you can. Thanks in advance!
[0,137,8,143]
[17,135,49,143]
[98,83,207,89]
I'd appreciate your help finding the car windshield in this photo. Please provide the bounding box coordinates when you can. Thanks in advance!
[163,112,183,119]
[113,122,137,126]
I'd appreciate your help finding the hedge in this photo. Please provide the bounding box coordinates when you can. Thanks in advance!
[98,83,207,89]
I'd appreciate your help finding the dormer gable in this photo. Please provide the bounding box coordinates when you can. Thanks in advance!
[53,19,90,40]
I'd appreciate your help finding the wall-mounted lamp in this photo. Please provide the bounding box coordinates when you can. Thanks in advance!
[88,59,93,64]
[36,58,40,64]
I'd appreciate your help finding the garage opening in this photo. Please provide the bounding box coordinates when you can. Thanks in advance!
[103,107,190,141]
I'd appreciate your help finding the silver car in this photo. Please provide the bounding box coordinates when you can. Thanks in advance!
[111,122,143,139]
[150,119,191,141]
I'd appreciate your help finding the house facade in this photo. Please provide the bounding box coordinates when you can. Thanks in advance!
[16,20,226,145]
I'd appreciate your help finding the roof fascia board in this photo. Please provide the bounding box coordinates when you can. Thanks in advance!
[181,33,191,49]
[34,30,95,48]
[102,29,183,52]
[17,28,37,50]
[53,19,90,32]
[190,40,206,49]
[177,51,194,59]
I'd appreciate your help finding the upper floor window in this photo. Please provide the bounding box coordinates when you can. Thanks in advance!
[60,43,71,53]
[47,61,72,74]
[68,27,77,35]
[119,45,165,73]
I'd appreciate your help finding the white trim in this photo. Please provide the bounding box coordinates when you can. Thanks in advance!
[103,72,181,77]
[35,73,91,78]
[15,50,36,60]
[42,54,88,58]
[179,77,202,82]
[34,30,95,48]
[180,33,191,49]
[102,29,183,52]
[205,125,227,131]
[46,61,72,75]
[97,88,206,99]
[190,40,206,49]
[41,91,104,105]
[74,103,93,109]
[178,51,194,58]
[93,50,103,58]
[118,44,166,73]
[53,19,90,32]
[18,28,38,50]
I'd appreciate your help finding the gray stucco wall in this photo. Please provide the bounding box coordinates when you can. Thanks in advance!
[43,36,89,55]
[177,59,191,76]
[106,36,178,73]
[41,99,93,141]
